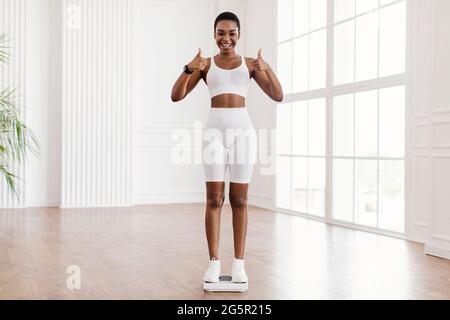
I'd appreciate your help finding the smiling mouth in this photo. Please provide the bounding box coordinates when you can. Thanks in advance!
[220,43,233,48]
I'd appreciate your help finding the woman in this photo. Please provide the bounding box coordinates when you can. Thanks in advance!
[171,12,283,283]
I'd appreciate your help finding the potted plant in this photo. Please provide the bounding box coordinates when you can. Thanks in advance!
[0,32,40,200]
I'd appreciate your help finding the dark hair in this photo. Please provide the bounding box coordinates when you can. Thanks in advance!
[214,12,240,32]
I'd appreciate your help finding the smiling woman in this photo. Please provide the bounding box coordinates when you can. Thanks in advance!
[215,12,240,51]
[170,11,283,288]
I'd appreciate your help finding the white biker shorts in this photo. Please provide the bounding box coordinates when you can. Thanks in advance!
[202,107,257,184]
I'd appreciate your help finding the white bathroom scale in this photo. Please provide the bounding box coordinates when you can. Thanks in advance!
[203,275,248,293]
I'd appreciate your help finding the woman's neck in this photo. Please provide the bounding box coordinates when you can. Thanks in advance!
[218,51,238,59]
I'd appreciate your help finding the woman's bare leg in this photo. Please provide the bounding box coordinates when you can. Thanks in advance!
[229,182,249,259]
[205,182,225,260]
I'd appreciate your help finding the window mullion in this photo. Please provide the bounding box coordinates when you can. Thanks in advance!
[306,0,311,215]
[290,0,294,211]
[325,0,334,221]
[377,0,381,231]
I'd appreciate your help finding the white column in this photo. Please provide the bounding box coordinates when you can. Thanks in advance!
[61,0,135,208]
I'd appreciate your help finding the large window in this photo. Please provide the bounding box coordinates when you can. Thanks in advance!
[276,0,405,233]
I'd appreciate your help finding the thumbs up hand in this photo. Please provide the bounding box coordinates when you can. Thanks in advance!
[187,48,207,72]
[251,48,270,72]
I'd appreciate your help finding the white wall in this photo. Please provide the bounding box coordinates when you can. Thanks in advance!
[245,0,278,210]
[26,0,62,207]
[134,0,214,204]
[406,0,450,259]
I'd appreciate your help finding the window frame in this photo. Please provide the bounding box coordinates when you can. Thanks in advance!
[275,0,406,236]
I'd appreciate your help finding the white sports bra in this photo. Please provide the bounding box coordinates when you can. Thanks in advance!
[206,55,251,99]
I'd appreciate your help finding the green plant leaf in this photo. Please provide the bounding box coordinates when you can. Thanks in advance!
[0,32,40,200]
[0,32,11,63]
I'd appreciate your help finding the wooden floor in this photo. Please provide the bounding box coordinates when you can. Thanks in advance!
[0,204,449,300]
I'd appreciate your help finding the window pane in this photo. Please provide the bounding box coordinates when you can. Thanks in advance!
[379,160,404,232]
[333,94,354,156]
[293,0,309,36]
[334,20,355,85]
[355,160,377,227]
[333,159,354,222]
[292,101,308,155]
[309,29,326,90]
[278,42,292,94]
[380,0,397,6]
[356,0,378,15]
[379,1,406,77]
[355,11,378,82]
[292,157,308,212]
[309,98,326,156]
[310,0,327,31]
[277,103,292,154]
[379,86,405,157]
[278,0,292,42]
[335,0,355,23]
[293,36,309,93]
[308,157,325,216]
[355,90,377,157]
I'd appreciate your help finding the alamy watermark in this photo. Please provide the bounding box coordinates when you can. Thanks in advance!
[66,265,81,290]
[170,121,277,176]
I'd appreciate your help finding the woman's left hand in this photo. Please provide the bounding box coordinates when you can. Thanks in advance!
[251,49,271,72]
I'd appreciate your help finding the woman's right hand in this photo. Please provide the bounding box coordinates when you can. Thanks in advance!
[187,48,207,72]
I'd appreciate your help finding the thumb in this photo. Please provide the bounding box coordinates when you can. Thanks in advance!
[197,47,203,57]
[257,48,262,59]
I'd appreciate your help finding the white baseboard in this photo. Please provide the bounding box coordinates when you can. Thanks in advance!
[59,203,133,209]
[424,244,450,260]
[134,192,205,204]
[0,206,26,209]
[27,201,60,208]
[248,193,273,210]
[1,202,60,209]
[405,233,427,244]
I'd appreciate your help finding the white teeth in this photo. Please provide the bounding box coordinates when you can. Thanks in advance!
[221,43,232,48]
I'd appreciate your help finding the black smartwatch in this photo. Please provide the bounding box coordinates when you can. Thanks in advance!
[183,65,193,74]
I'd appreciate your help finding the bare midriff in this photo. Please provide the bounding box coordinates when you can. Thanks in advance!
[211,94,245,108]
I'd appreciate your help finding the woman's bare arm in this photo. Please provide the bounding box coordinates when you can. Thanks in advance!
[250,49,283,102]
[171,69,203,102]
[171,48,207,102]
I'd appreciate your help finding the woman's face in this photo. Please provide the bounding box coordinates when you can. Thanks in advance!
[214,20,240,52]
